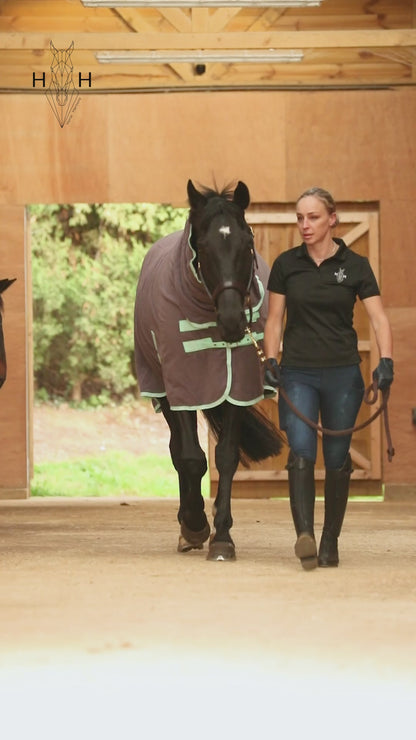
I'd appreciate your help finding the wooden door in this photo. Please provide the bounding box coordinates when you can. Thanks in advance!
[209,203,383,498]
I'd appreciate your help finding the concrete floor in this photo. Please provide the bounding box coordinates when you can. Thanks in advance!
[1,496,415,740]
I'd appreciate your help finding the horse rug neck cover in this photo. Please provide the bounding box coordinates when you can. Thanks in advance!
[134,219,270,411]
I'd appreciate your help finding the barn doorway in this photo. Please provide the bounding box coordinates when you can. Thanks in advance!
[28,202,194,498]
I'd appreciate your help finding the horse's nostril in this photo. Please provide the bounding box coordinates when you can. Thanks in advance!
[217,316,246,343]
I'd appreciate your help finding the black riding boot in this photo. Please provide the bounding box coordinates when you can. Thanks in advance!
[286,451,317,571]
[318,453,353,567]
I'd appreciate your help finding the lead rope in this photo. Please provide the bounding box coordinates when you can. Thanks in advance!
[245,326,395,462]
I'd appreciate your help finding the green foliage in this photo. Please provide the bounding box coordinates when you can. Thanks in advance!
[30,202,187,401]
[31,451,209,498]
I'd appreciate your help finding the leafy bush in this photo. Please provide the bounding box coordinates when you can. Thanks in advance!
[30,202,187,401]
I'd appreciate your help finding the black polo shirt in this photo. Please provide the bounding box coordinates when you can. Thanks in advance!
[267,238,380,367]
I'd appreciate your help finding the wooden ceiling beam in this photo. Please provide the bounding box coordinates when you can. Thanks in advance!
[1,29,416,51]
[110,9,163,33]
[209,8,241,33]
[1,65,411,91]
[191,8,210,33]
[158,9,192,33]
[246,9,287,32]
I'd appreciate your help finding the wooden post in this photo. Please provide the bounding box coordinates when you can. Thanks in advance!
[0,206,30,499]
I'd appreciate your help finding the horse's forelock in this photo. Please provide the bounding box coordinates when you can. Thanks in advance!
[193,183,247,225]
[197,182,235,201]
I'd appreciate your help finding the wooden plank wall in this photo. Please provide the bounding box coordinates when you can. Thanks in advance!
[0,87,415,497]
[0,206,29,498]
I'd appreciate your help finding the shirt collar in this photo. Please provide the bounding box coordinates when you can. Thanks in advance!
[297,237,347,261]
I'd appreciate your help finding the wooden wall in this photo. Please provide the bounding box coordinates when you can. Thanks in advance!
[0,206,29,498]
[0,88,415,498]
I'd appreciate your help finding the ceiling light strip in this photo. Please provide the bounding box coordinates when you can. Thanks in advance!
[96,49,304,63]
[83,1,321,8]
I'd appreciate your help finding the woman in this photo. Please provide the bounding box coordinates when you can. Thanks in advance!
[263,187,393,570]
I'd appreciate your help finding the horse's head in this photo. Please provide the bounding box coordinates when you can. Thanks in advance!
[187,179,255,343]
[0,278,16,389]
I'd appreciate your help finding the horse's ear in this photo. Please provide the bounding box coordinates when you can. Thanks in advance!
[0,278,16,295]
[187,180,206,210]
[233,181,250,211]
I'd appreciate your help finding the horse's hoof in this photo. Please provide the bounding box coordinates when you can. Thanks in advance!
[178,521,210,552]
[177,535,204,553]
[207,540,236,562]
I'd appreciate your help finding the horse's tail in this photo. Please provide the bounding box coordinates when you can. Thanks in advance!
[202,404,285,468]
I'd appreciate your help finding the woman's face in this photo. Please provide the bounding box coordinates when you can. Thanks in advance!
[296,195,336,247]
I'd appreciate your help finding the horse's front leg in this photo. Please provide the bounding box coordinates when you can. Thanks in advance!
[208,403,241,562]
[159,399,210,552]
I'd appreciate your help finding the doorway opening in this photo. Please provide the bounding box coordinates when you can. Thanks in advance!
[28,202,210,499]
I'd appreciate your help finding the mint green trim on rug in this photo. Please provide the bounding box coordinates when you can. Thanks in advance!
[182,330,264,354]
[150,329,162,364]
[179,318,218,332]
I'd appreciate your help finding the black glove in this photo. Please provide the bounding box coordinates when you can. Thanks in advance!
[264,358,281,388]
[373,357,394,390]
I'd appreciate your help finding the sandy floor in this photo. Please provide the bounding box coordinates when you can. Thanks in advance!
[1,495,416,740]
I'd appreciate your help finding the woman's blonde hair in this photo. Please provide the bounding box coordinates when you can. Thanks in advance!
[296,186,339,226]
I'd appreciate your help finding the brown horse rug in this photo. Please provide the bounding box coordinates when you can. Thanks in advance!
[134,220,270,411]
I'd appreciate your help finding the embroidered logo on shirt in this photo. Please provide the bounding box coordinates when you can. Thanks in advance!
[334,268,347,284]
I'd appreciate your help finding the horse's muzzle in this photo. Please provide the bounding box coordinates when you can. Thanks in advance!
[217,308,247,344]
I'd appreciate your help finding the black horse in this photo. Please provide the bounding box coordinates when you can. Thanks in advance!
[0,279,16,389]
[134,180,283,560]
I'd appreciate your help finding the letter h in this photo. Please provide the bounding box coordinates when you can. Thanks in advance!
[33,72,46,88]
[79,72,92,87]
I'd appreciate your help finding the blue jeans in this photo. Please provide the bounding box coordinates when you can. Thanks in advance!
[278,365,364,470]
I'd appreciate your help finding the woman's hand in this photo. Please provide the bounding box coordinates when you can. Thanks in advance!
[373,358,394,390]
[264,358,281,388]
